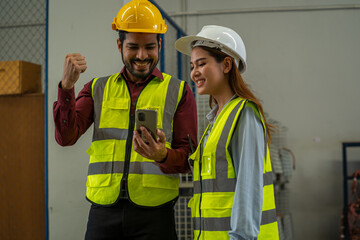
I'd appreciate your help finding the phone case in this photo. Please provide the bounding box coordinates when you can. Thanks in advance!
[135,109,157,143]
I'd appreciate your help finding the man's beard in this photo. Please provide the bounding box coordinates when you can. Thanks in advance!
[121,49,160,80]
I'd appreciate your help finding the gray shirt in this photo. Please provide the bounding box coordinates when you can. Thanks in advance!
[203,97,265,240]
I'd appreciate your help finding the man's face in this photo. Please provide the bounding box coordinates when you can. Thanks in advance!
[117,32,161,82]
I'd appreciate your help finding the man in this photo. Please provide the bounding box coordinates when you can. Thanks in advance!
[53,0,197,239]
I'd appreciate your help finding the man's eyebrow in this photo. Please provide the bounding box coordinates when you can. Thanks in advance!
[126,43,157,47]
[145,43,157,47]
[126,43,138,47]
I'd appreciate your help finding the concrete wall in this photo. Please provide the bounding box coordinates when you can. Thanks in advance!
[48,0,360,239]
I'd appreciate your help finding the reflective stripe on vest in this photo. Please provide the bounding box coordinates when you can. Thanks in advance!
[192,208,277,231]
[189,97,279,240]
[86,73,184,206]
[193,171,273,193]
[88,161,178,176]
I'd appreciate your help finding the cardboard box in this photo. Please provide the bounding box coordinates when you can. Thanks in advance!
[0,60,42,95]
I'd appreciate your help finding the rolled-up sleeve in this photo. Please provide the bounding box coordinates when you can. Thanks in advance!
[228,105,265,240]
[157,83,197,174]
[53,81,94,146]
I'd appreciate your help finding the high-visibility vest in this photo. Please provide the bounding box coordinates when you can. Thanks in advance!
[86,72,185,206]
[188,97,279,239]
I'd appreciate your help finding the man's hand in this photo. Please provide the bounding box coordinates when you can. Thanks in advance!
[133,127,168,162]
[61,53,87,90]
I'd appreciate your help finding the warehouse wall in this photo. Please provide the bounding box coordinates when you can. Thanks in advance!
[48,0,360,239]
[48,0,122,239]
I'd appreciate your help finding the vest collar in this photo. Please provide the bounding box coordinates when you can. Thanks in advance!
[206,94,238,125]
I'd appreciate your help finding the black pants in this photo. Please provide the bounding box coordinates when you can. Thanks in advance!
[85,199,177,240]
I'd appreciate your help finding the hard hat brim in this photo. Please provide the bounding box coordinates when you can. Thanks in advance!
[175,35,208,57]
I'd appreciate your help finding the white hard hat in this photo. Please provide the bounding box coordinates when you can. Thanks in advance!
[175,25,247,73]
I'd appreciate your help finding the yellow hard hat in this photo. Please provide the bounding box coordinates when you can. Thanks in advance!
[112,0,167,34]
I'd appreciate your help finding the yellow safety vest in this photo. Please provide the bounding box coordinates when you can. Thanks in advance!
[188,97,279,239]
[86,72,185,206]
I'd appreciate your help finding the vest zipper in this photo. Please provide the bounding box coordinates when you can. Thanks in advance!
[119,80,151,203]
[118,80,134,200]
[120,113,135,198]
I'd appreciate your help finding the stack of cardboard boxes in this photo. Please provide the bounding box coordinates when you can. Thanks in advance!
[0,61,45,240]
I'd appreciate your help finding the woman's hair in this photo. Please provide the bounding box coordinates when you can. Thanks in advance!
[200,46,274,141]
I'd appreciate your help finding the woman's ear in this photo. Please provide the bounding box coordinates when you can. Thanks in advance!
[223,57,233,74]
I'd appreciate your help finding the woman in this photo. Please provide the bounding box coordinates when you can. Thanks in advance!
[175,25,279,239]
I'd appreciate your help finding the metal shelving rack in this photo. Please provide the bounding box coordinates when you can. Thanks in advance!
[342,142,360,240]
[268,118,295,240]
[175,173,194,240]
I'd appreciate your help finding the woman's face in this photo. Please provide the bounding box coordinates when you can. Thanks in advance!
[190,47,226,96]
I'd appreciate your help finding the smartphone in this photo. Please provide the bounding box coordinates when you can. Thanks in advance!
[135,109,158,143]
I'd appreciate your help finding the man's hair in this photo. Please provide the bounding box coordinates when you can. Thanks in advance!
[118,30,161,46]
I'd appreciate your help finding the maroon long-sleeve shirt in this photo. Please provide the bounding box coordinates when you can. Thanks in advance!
[53,67,197,174]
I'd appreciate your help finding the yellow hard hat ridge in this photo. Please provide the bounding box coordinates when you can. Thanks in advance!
[112,0,167,34]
